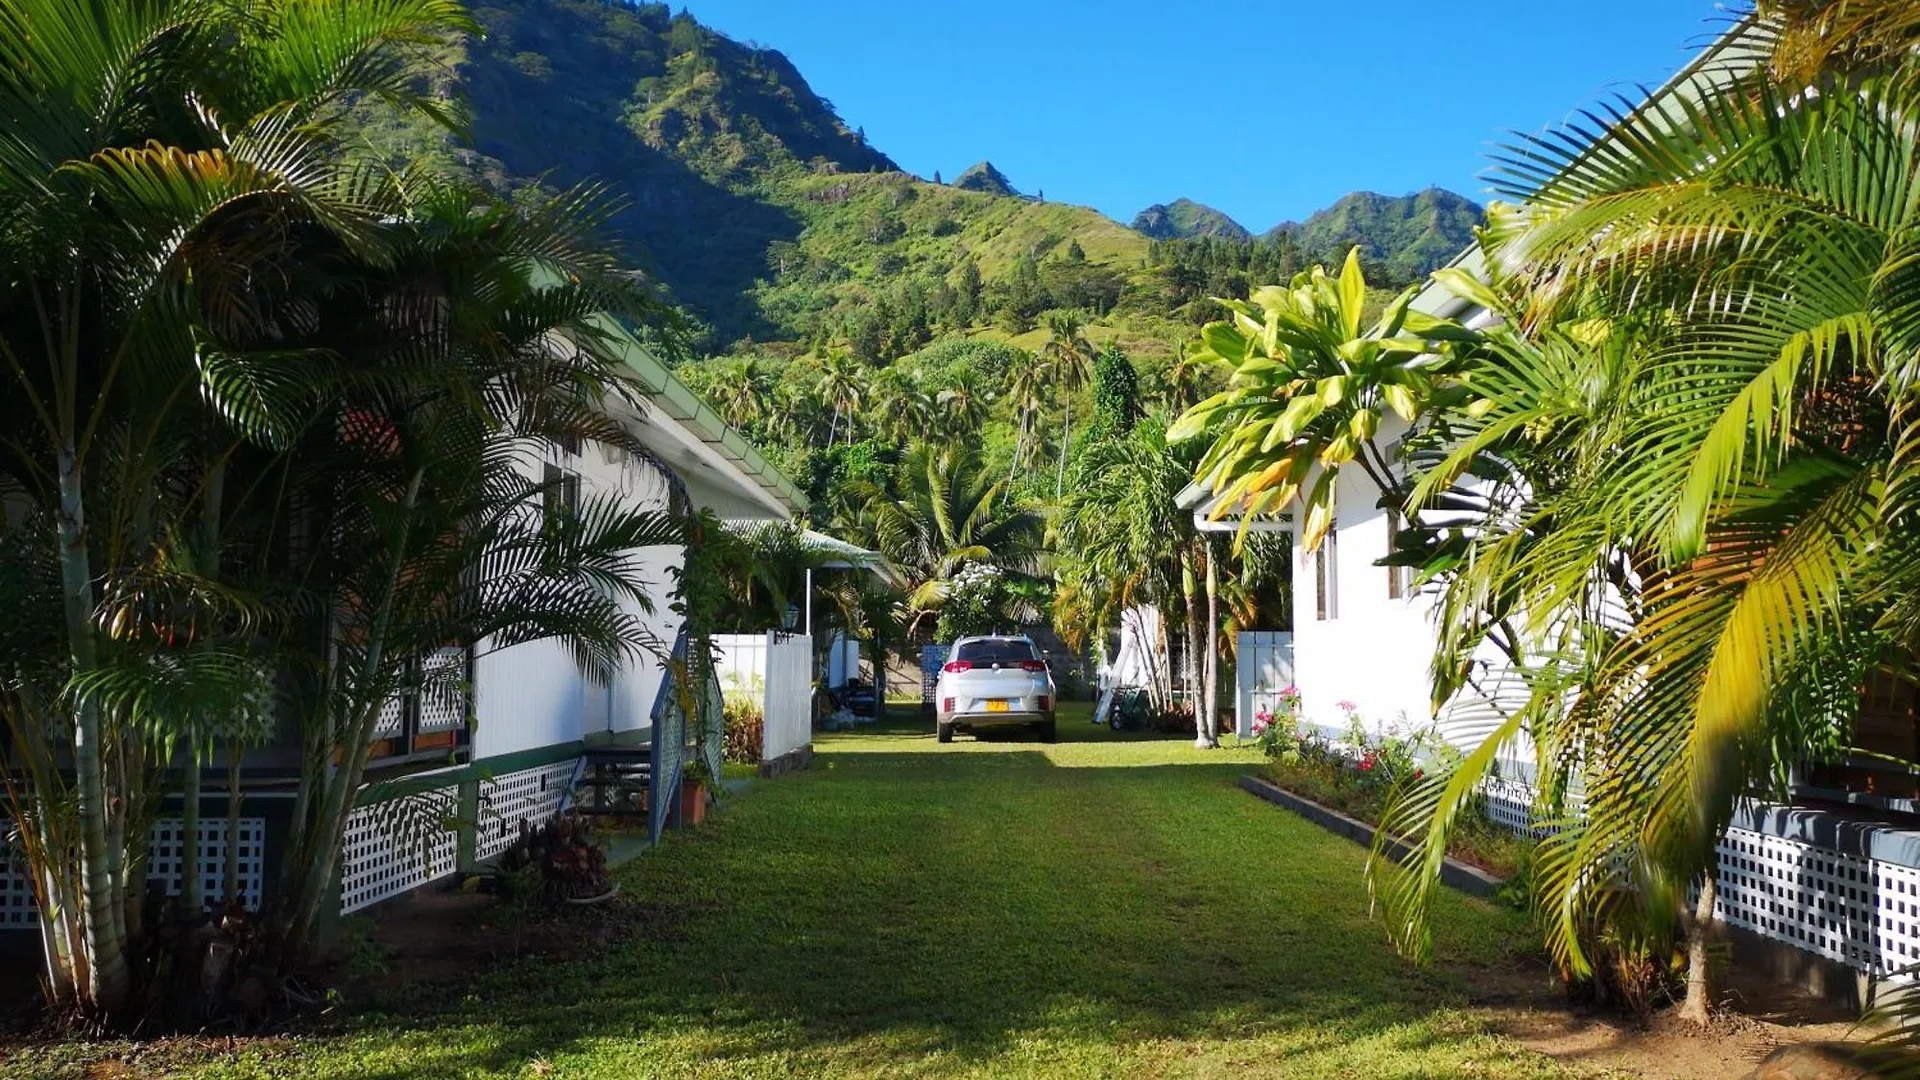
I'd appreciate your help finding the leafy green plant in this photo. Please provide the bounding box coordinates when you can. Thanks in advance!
[723,697,766,765]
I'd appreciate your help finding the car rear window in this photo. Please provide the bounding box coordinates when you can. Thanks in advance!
[955,639,1040,664]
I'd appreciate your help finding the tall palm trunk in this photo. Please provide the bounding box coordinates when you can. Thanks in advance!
[55,435,131,1014]
[282,468,423,960]
[1679,871,1718,1026]
[1181,552,1212,748]
[1055,399,1072,498]
[1203,539,1220,743]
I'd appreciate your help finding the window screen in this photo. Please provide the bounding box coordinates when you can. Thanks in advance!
[955,639,1040,664]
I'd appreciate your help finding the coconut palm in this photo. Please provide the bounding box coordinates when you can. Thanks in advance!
[858,444,1044,636]
[1363,8,1920,1034]
[714,356,775,430]
[1042,310,1096,496]
[1006,359,1054,474]
[813,348,866,447]
[935,372,993,437]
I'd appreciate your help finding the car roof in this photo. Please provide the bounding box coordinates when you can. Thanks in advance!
[952,634,1034,644]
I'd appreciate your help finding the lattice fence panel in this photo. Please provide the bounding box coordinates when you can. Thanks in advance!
[0,839,39,929]
[146,818,267,911]
[340,785,460,914]
[373,694,407,739]
[418,647,470,733]
[1,817,266,925]
[476,760,579,861]
[1714,826,1920,980]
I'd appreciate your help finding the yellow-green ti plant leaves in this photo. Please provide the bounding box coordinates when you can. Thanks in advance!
[1167,247,1479,549]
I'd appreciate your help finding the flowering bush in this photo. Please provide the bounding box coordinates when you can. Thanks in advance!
[936,562,1012,641]
[1255,701,1530,882]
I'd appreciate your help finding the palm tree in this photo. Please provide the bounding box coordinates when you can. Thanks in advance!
[265,180,686,966]
[715,356,775,430]
[859,444,1044,637]
[1163,338,1208,411]
[1042,311,1096,496]
[1053,417,1214,743]
[1006,359,1054,476]
[1362,8,1920,1034]
[813,348,866,447]
[935,372,993,438]
[0,0,477,1022]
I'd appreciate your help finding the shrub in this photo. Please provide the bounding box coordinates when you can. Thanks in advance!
[723,697,765,765]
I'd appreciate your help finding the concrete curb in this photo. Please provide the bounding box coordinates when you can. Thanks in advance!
[758,744,813,779]
[1236,774,1508,900]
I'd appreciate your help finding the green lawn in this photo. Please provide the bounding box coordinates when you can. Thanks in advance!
[15,706,1600,1079]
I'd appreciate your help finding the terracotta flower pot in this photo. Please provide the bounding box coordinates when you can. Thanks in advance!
[679,779,707,826]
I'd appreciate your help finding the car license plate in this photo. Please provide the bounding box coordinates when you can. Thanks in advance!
[985,700,1010,713]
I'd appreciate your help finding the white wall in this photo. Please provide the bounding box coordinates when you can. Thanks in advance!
[1286,424,1534,769]
[473,439,687,760]
[712,631,813,762]
[1290,454,1437,740]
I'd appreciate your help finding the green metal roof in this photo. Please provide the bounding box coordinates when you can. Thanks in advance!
[596,316,809,516]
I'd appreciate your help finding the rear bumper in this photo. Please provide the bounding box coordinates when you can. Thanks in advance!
[943,710,1052,728]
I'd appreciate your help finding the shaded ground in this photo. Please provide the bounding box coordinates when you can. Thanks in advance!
[1,705,1863,1078]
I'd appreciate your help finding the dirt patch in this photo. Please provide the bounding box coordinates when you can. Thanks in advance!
[1468,954,1862,1079]
[336,878,657,1002]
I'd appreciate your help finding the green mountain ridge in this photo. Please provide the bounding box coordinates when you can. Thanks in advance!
[357,0,1482,359]
[1264,188,1483,283]
[1131,199,1251,242]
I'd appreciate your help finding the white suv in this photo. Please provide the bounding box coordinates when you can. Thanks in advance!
[935,635,1056,743]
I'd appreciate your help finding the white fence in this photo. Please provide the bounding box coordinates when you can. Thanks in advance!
[713,632,814,763]
[1235,631,1295,738]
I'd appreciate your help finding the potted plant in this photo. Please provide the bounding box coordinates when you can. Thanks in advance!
[680,758,716,826]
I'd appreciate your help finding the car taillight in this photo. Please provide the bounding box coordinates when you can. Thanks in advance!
[942,661,972,673]
[1019,660,1047,672]
[942,697,954,713]
[1038,695,1052,711]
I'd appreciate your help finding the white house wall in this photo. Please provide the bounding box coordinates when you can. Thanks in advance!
[1291,453,1435,738]
[472,439,687,759]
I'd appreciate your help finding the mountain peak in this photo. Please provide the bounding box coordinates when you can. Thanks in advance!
[1131,198,1250,241]
[952,161,1019,197]
[1264,188,1483,282]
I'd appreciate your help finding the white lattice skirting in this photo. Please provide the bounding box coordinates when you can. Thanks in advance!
[0,818,267,929]
[476,760,578,862]
[1482,781,1920,983]
[340,784,461,914]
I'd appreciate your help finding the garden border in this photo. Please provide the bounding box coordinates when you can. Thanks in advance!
[1237,775,1507,899]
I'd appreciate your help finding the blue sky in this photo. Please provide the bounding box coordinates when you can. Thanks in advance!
[681,0,1737,230]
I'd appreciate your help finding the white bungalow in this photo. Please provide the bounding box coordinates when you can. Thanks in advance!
[0,327,812,931]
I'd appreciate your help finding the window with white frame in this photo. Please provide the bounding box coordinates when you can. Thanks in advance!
[1386,507,1411,600]
[1315,525,1339,620]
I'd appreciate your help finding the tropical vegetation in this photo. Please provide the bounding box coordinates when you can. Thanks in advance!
[1175,0,1920,1046]
[0,0,687,1028]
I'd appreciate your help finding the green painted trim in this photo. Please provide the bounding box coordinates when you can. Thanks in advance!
[593,315,809,515]
[583,725,652,750]
[354,741,587,806]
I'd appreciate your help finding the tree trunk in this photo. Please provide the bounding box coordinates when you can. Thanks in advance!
[1204,539,1220,742]
[1182,553,1212,748]
[55,437,131,1016]
[1056,399,1071,498]
[224,747,243,907]
[180,755,202,916]
[1679,871,1717,1026]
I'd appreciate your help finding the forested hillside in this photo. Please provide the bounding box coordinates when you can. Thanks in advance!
[359,0,1479,361]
